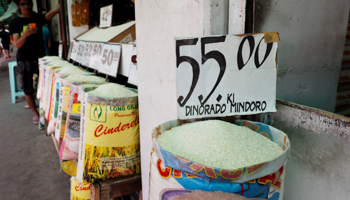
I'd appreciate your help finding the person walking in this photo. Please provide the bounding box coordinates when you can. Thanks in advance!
[0,24,11,58]
[9,0,60,123]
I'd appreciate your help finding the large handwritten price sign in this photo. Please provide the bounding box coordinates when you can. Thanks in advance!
[70,40,78,61]
[98,44,121,77]
[176,32,279,119]
[89,43,104,70]
[75,41,86,64]
[82,42,93,67]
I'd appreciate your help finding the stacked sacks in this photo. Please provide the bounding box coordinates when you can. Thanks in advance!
[55,75,106,176]
[55,74,106,142]
[149,119,291,200]
[46,66,93,135]
[76,83,140,184]
[70,177,91,200]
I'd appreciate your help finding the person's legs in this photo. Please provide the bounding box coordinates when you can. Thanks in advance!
[18,61,40,122]
[2,49,6,58]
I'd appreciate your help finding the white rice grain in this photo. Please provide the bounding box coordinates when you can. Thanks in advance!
[157,120,283,169]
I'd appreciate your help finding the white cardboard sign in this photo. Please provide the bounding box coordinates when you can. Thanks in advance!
[82,42,93,67]
[176,33,278,119]
[98,44,121,77]
[99,5,113,28]
[89,43,104,70]
[70,40,78,61]
[127,46,138,86]
[75,41,86,64]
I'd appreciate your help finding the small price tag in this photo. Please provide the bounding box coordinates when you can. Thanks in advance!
[127,46,137,86]
[100,5,113,28]
[70,40,78,61]
[67,40,74,60]
[75,41,86,64]
[98,44,121,77]
[82,42,93,67]
[89,43,104,70]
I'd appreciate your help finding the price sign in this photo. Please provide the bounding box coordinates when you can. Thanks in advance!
[176,33,279,119]
[89,43,104,70]
[127,47,137,86]
[67,40,75,60]
[70,40,78,61]
[82,42,93,67]
[99,5,113,28]
[75,41,86,64]
[98,44,121,77]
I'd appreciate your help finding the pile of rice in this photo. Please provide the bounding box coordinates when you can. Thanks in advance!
[88,83,137,98]
[157,120,283,169]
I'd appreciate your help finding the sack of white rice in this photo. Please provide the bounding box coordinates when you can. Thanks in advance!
[150,119,291,200]
[70,177,91,200]
[46,66,92,135]
[76,83,140,184]
[167,190,259,200]
[55,75,105,142]
[59,83,105,161]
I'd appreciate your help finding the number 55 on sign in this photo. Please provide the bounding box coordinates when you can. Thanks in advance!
[176,32,280,119]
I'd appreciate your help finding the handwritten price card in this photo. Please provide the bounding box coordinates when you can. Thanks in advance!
[89,43,104,70]
[98,44,121,77]
[82,42,93,67]
[75,41,86,64]
[176,32,279,119]
[70,40,78,61]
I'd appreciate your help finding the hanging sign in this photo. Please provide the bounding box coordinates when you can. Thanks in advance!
[75,41,86,64]
[70,40,78,61]
[89,43,104,70]
[176,32,279,119]
[99,5,113,28]
[127,46,138,86]
[98,44,121,77]
[82,42,93,67]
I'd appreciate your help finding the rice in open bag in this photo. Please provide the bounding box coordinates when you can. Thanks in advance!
[46,67,92,135]
[149,119,291,200]
[76,83,140,184]
[55,75,105,142]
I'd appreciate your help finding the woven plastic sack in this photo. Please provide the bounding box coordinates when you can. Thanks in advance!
[70,177,91,200]
[76,87,140,184]
[59,83,105,161]
[46,67,91,135]
[149,119,291,200]
[55,75,105,142]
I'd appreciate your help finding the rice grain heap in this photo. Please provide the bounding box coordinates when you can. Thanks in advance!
[157,120,283,169]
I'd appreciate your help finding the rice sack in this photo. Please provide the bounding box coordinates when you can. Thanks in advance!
[150,119,291,200]
[76,83,140,184]
[70,177,91,200]
[46,67,92,135]
[55,75,105,142]
[59,83,105,161]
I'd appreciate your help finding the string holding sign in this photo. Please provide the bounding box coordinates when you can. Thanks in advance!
[176,33,279,119]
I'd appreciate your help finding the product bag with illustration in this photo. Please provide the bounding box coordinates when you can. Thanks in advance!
[76,84,141,184]
[149,119,291,200]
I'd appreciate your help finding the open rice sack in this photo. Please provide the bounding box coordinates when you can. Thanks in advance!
[45,64,85,120]
[59,83,106,162]
[149,119,291,200]
[55,75,106,142]
[46,67,92,135]
[70,177,91,200]
[76,83,140,184]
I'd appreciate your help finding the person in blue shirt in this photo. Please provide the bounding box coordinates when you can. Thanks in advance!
[42,26,51,55]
